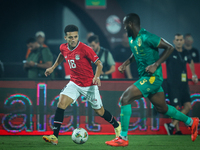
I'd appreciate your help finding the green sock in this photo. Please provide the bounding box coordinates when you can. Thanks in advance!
[165,104,192,126]
[120,104,132,137]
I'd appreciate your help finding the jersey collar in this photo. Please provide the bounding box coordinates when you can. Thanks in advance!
[68,41,80,51]
[137,28,146,37]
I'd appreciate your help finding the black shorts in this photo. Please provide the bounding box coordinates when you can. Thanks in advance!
[167,84,191,107]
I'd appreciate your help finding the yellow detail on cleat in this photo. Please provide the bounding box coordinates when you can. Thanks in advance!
[114,121,121,137]
[43,135,58,145]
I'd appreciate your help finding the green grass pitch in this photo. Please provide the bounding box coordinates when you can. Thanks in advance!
[0,135,199,150]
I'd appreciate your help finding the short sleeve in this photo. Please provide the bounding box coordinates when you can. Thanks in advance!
[41,48,53,62]
[59,44,64,55]
[84,45,99,63]
[146,33,161,48]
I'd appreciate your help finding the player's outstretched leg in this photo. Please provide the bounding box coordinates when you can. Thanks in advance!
[105,84,142,147]
[105,104,131,147]
[43,94,73,145]
[42,107,64,145]
[149,92,199,142]
[165,105,199,141]
[96,107,121,137]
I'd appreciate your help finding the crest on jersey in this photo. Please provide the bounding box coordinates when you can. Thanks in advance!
[130,40,133,44]
[137,38,142,47]
[75,54,80,60]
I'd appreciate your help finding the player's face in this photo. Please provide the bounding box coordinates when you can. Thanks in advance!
[173,35,184,49]
[36,36,45,45]
[89,41,99,52]
[123,17,133,37]
[65,31,79,48]
[27,42,37,50]
[184,36,193,46]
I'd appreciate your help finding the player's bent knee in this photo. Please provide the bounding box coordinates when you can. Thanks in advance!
[120,98,129,106]
[57,95,73,109]
[57,101,66,109]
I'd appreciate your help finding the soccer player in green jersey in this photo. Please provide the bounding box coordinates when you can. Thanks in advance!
[105,13,199,147]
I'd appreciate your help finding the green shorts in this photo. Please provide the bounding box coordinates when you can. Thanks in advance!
[134,76,164,98]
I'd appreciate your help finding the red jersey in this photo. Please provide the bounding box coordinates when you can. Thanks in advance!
[60,42,99,87]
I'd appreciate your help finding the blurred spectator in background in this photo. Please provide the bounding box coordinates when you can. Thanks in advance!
[24,37,53,79]
[25,31,48,59]
[112,33,138,79]
[84,31,94,45]
[88,35,115,79]
[164,34,198,135]
[183,33,199,63]
[86,32,94,41]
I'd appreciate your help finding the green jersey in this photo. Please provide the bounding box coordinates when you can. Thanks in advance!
[27,47,53,78]
[128,28,163,80]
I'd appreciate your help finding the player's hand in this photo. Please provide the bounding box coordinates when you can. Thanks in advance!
[29,61,35,67]
[93,77,101,86]
[192,75,198,84]
[24,62,30,68]
[45,67,54,77]
[24,61,34,68]
[118,64,126,73]
[145,63,158,74]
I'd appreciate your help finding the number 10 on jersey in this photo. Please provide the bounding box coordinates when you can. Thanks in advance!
[68,60,76,68]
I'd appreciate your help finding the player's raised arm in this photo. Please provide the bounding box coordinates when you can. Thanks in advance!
[45,53,64,77]
[93,60,103,86]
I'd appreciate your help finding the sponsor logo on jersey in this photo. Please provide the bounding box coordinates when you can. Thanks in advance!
[130,40,133,44]
[137,38,142,47]
[75,54,80,60]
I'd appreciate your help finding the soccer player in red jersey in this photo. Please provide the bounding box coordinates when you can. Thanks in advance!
[42,25,121,145]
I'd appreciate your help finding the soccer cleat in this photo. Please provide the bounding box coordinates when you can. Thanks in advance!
[43,135,58,145]
[105,136,129,147]
[175,131,183,135]
[114,121,121,137]
[188,117,199,142]
[164,123,174,135]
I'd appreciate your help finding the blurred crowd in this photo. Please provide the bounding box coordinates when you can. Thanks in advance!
[0,30,199,80]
